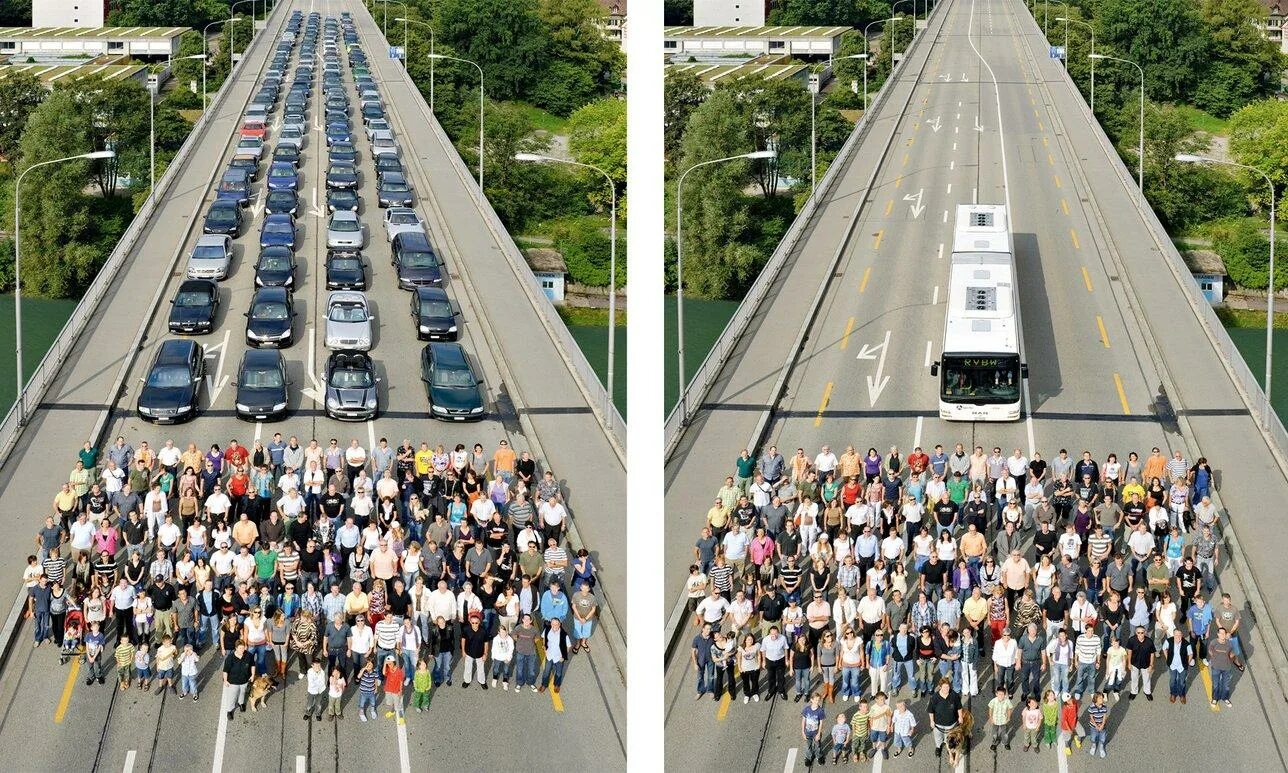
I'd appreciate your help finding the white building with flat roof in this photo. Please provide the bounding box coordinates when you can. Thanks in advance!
[664,25,849,59]
[695,0,769,26]
[0,26,185,58]
[33,0,107,29]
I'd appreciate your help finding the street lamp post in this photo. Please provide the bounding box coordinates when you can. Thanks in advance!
[230,0,256,65]
[515,153,620,401]
[395,17,435,109]
[1057,16,1094,111]
[12,150,116,426]
[1176,154,1278,428]
[151,54,208,204]
[863,18,884,107]
[427,53,484,192]
[891,0,913,61]
[202,18,241,112]
[674,150,777,423]
[834,53,869,111]
[376,1,408,69]
[1090,53,1144,207]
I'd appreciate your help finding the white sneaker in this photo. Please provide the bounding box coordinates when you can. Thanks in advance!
[753,694,760,702]
[359,714,367,722]
[532,685,538,693]
[1224,700,1233,707]
[502,682,509,691]
[491,678,497,687]
[1098,748,1106,758]
[743,696,749,704]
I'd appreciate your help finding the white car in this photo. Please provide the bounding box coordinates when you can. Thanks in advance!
[186,234,233,280]
[324,291,374,351]
[278,125,306,149]
[365,119,391,140]
[383,207,424,243]
[326,210,364,250]
[235,136,265,159]
[371,137,399,158]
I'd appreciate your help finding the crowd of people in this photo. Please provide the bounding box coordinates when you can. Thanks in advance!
[24,432,599,723]
[686,442,1242,764]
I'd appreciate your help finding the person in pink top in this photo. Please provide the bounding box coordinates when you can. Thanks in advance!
[750,527,776,570]
[93,520,119,559]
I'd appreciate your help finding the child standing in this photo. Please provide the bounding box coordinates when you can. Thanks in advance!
[305,660,327,721]
[849,698,871,762]
[868,692,893,760]
[1059,692,1082,756]
[327,668,347,720]
[179,643,200,700]
[830,713,852,764]
[412,658,433,711]
[987,686,1014,751]
[357,659,378,721]
[154,635,177,695]
[890,700,917,758]
[1021,696,1043,753]
[84,622,107,686]
[133,642,152,691]
[1085,692,1108,758]
[114,637,135,690]
[382,655,405,724]
[1040,690,1060,751]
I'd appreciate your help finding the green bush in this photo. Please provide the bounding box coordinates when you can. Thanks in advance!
[1207,217,1288,291]
[550,216,624,288]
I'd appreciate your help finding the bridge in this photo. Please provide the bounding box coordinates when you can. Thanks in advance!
[0,1,625,769]
[663,0,1288,769]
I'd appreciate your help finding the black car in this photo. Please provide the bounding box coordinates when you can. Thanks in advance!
[376,171,413,208]
[323,351,379,421]
[234,349,289,421]
[326,161,359,190]
[325,249,367,290]
[272,144,301,167]
[265,189,299,217]
[421,342,484,421]
[411,286,459,341]
[168,279,219,335]
[254,246,297,288]
[374,155,403,175]
[327,188,360,213]
[203,200,244,236]
[392,230,443,288]
[137,339,204,423]
[244,286,296,348]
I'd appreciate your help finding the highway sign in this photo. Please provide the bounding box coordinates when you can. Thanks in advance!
[1050,45,1066,60]
[388,45,405,60]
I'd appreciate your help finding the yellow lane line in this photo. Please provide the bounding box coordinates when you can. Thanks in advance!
[1038,121,1044,131]
[860,265,873,291]
[1082,266,1093,292]
[54,659,80,723]
[907,136,915,147]
[1097,315,1110,348]
[1034,108,1040,118]
[1053,174,1062,188]
[1113,373,1131,415]
[902,152,909,166]
[1060,198,1069,215]
[1048,153,1055,166]
[1042,136,1049,147]
[1070,229,1080,249]
[1200,663,1217,709]
[872,231,884,251]
[717,691,732,720]
[841,317,855,350]
[885,199,893,216]
[549,674,565,712]
[815,381,834,427]
[895,174,903,189]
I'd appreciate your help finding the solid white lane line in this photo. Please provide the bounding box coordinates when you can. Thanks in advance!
[946,183,952,194]
[296,755,306,773]
[937,243,944,260]
[784,747,798,773]
[924,340,933,368]
[942,210,948,223]
[396,713,412,773]
[913,415,924,450]
[124,750,137,773]
[212,708,228,773]
[932,285,940,305]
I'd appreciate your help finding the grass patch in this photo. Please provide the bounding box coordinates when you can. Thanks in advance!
[557,305,626,327]
[1216,305,1288,329]
[513,102,568,135]
[1174,104,1229,136]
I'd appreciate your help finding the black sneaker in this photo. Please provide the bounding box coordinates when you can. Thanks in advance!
[481,682,488,690]
[462,682,469,689]
[98,677,105,685]
[1145,694,1153,702]
[240,702,247,712]
[226,709,235,720]
[935,747,943,758]
[304,714,311,721]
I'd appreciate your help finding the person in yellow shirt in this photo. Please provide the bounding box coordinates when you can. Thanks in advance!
[707,499,730,539]
[414,443,434,479]
[1121,478,1146,503]
[962,586,990,638]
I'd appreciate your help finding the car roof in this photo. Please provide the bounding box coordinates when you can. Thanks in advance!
[415,286,449,302]
[386,206,416,218]
[258,245,293,259]
[429,342,469,369]
[327,351,372,369]
[265,213,293,224]
[156,338,199,363]
[379,172,407,183]
[177,279,218,294]
[252,286,290,302]
[395,231,433,250]
[196,234,229,247]
[331,210,359,222]
[241,348,284,369]
[328,290,366,306]
[210,199,240,210]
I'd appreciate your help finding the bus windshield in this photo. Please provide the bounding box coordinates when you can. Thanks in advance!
[940,354,1020,404]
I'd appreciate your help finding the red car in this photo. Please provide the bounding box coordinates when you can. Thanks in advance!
[240,119,267,140]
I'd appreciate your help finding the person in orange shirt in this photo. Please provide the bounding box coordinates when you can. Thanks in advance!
[1142,448,1168,487]
[492,440,516,485]
[382,655,406,723]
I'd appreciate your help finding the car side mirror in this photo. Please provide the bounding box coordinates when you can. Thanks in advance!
[1021,363,1030,379]
[930,361,940,377]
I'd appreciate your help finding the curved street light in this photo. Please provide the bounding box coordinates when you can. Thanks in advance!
[1056,17,1095,111]
[394,17,436,109]
[427,53,484,192]
[1090,53,1144,207]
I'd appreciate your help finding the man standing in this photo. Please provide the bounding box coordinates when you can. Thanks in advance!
[690,623,715,700]
[1163,628,1195,704]
[221,641,255,720]
[927,678,964,759]
[538,618,571,694]
[1125,626,1155,701]
[1208,627,1242,708]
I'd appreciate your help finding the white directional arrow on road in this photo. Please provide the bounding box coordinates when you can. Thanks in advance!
[938,73,951,82]
[303,327,324,406]
[310,187,326,218]
[856,330,893,406]
[904,189,925,219]
[974,116,985,132]
[204,329,231,405]
[250,195,265,219]
[928,116,942,132]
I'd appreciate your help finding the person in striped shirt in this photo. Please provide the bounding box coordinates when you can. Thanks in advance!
[1084,692,1109,758]
[1073,628,1101,700]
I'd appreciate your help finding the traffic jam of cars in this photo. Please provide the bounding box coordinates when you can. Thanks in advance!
[149,9,485,424]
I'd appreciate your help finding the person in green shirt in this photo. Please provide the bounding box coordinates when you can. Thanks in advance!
[735,451,756,495]
[412,657,433,710]
[255,544,280,593]
[79,442,99,477]
[947,473,970,505]
[987,687,1015,750]
[1040,689,1060,749]
[850,698,871,761]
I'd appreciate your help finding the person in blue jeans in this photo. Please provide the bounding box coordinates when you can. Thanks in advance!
[1208,627,1242,707]
[539,619,571,693]
[430,616,454,686]
[27,576,52,647]
[691,623,715,698]
[800,693,827,766]
[1163,629,1195,703]
[356,658,379,721]
[514,614,540,691]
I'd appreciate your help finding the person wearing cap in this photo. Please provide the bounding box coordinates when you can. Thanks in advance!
[382,655,406,723]
[460,613,490,689]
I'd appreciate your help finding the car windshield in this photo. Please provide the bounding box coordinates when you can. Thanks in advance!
[329,165,354,177]
[420,299,452,318]
[241,367,284,389]
[193,245,226,260]
[268,193,295,207]
[329,367,373,389]
[330,257,360,272]
[382,180,409,192]
[239,138,261,148]
[266,222,292,236]
[175,291,211,308]
[146,365,192,389]
[329,302,367,322]
[251,302,289,321]
[260,255,291,272]
[218,181,245,193]
[331,218,359,232]
[432,367,475,389]
[402,251,438,269]
[271,166,294,177]
[209,208,235,222]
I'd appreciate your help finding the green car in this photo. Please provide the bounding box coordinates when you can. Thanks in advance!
[421,342,485,421]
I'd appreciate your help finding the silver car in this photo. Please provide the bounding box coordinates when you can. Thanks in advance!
[370,137,399,158]
[186,234,233,280]
[365,118,391,140]
[326,211,364,250]
[278,125,306,149]
[235,136,265,159]
[383,206,424,242]
[324,291,374,351]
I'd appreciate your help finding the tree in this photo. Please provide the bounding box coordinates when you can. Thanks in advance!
[769,0,889,27]
[873,15,916,84]
[0,72,46,161]
[1094,0,1208,103]
[715,76,814,197]
[1228,100,1288,220]
[171,30,207,95]
[435,0,549,102]
[664,70,707,166]
[1209,217,1288,290]
[1195,0,1284,117]
[54,75,150,197]
[664,0,693,26]
[568,98,626,200]
[1136,101,1246,231]
[108,0,227,28]
[536,0,624,114]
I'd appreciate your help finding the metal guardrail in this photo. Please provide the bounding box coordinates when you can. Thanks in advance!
[663,10,941,459]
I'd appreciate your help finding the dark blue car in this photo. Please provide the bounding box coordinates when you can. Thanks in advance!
[266,162,300,192]
[325,122,352,147]
[259,213,298,251]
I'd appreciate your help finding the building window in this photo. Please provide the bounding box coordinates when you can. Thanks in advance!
[664,40,677,49]
[769,40,785,50]
[1200,281,1213,291]
[0,42,14,51]
[108,41,124,51]
[541,279,555,290]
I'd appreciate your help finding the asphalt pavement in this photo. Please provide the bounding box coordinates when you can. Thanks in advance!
[663,0,1288,769]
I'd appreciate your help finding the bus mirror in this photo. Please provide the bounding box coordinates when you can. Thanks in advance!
[1020,363,1029,378]
[930,361,939,377]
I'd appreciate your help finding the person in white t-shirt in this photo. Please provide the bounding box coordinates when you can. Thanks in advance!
[814,446,838,478]
[538,497,567,544]
[204,487,232,521]
[158,441,182,473]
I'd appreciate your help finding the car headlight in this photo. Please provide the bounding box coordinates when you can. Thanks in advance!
[137,406,152,415]
[432,405,447,414]
[448,325,458,333]
[470,406,483,414]
[418,325,430,333]
[276,330,292,339]
[327,397,340,409]
[176,405,192,414]
[365,397,378,409]
[272,401,288,411]
[236,403,251,412]
[358,338,370,348]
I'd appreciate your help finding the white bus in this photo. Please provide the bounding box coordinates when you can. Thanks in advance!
[930,204,1028,421]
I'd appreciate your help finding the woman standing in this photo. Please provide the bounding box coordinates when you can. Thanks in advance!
[790,634,814,701]
[814,629,839,703]
[738,632,763,704]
